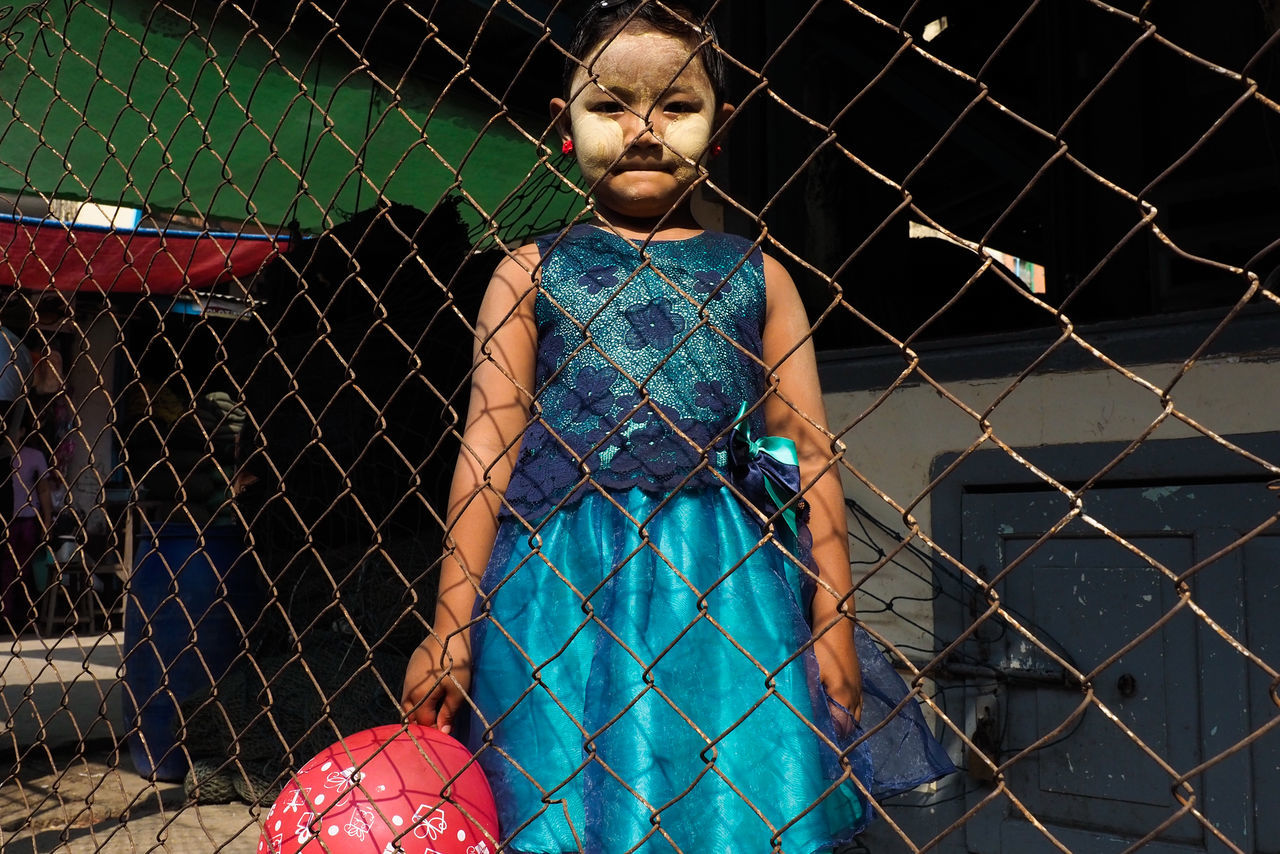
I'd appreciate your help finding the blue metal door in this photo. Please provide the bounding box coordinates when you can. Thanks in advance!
[962,482,1278,853]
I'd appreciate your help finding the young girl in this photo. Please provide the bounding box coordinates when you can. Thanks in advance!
[402,3,952,850]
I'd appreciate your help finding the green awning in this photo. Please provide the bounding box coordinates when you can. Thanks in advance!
[0,1,581,236]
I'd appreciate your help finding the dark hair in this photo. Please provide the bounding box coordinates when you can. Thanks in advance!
[0,290,33,332]
[563,1,727,105]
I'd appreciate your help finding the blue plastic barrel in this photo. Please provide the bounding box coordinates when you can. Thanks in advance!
[123,522,259,781]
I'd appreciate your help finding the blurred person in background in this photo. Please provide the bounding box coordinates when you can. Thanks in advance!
[3,412,53,633]
[0,291,34,450]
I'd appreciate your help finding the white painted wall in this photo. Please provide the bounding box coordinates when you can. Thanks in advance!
[824,355,1280,650]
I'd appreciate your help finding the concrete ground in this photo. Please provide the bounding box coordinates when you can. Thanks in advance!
[2,633,261,853]
[3,635,887,853]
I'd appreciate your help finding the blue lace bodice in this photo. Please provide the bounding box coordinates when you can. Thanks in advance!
[504,224,768,521]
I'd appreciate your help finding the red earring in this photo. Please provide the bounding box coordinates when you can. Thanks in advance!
[561,139,575,155]
[711,144,723,157]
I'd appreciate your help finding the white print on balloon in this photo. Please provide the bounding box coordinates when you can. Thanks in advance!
[326,765,364,791]
[295,811,318,844]
[411,805,448,840]
[283,787,310,814]
[344,805,377,841]
[265,833,284,854]
[467,842,491,854]
[383,844,445,854]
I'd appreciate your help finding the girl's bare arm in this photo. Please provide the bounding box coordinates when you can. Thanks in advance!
[759,253,862,723]
[401,245,540,732]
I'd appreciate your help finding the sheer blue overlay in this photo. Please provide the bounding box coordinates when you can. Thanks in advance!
[470,489,952,853]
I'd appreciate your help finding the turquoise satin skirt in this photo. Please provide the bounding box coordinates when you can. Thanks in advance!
[468,487,951,853]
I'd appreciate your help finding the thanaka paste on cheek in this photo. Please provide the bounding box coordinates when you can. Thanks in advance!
[570,111,626,186]
[661,113,712,164]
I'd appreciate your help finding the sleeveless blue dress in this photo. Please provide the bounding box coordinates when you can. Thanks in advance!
[467,224,953,853]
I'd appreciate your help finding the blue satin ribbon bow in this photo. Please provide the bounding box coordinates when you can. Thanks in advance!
[728,403,805,540]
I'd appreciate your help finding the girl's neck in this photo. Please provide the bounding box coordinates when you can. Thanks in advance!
[589,202,706,242]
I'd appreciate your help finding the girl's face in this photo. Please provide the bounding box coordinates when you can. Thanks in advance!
[551,26,727,221]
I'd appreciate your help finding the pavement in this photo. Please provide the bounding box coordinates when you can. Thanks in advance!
[2,636,894,853]
[2,633,262,853]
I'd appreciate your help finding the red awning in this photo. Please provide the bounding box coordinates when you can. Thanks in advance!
[0,214,287,294]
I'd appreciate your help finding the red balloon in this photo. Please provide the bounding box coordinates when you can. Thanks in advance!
[258,724,499,854]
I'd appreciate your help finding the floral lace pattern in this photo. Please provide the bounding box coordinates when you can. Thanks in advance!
[623,298,686,351]
[578,264,619,295]
[504,225,767,521]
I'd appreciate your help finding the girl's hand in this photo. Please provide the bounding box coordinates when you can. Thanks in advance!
[401,633,472,735]
[814,620,863,738]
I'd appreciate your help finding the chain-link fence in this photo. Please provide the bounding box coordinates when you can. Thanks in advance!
[2,1,1278,852]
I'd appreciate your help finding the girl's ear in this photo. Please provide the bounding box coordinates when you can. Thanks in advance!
[549,97,572,147]
[714,102,736,132]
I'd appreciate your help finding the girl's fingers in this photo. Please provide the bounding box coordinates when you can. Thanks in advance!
[401,697,427,726]
[437,685,466,736]
[434,686,452,734]
[402,683,464,734]
[400,641,471,732]
[411,703,434,728]
[402,686,442,727]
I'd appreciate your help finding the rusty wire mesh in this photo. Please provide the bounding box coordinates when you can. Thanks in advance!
[1,0,1278,852]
